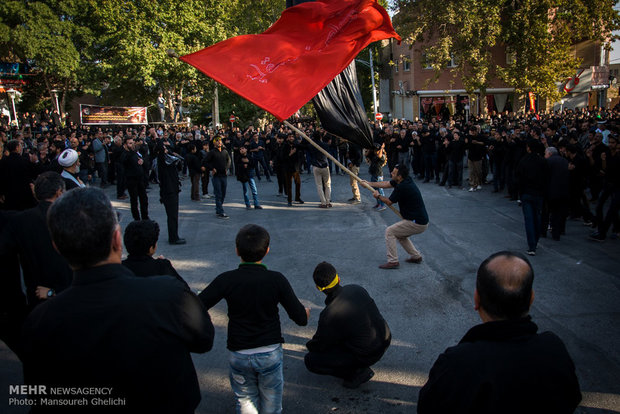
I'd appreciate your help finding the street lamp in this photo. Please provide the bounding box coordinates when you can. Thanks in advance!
[6,88,18,128]
[560,99,565,112]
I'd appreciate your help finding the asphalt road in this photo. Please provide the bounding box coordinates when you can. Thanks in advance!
[2,166,619,413]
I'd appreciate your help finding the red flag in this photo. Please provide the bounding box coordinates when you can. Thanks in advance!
[180,0,400,121]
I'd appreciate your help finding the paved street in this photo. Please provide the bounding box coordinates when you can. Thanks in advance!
[2,167,619,413]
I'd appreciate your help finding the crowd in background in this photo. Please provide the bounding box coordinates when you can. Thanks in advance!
[1,106,619,241]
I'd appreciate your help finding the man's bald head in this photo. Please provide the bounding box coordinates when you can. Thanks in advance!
[476,251,534,320]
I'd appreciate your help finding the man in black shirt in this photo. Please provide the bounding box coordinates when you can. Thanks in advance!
[206,136,231,218]
[199,224,309,414]
[364,164,429,269]
[418,251,581,413]
[305,262,391,388]
[155,132,185,244]
[21,188,214,413]
[121,137,149,221]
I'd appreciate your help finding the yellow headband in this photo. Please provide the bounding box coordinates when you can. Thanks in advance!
[317,275,339,291]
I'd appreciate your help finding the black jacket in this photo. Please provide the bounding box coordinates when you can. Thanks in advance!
[186,152,202,176]
[199,263,307,351]
[516,153,548,197]
[121,149,144,180]
[156,141,181,197]
[234,152,254,183]
[418,317,581,414]
[206,148,231,177]
[546,154,569,201]
[122,254,188,288]
[8,201,72,307]
[306,285,391,365]
[0,152,37,211]
[21,264,214,414]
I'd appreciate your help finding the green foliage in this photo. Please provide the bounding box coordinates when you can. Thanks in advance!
[394,0,620,102]
[1,0,288,122]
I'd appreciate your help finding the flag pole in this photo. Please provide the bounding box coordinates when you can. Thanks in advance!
[284,120,402,219]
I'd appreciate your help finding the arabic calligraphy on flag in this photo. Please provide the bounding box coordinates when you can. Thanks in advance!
[180,0,400,121]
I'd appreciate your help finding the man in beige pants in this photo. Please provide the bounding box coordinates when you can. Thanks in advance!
[363,164,429,269]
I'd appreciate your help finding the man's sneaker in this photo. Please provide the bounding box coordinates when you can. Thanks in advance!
[376,206,386,212]
[526,250,536,256]
[318,204,328,208]
[343,367,374,389]
[327,203,333,208]
[347,197,357,202]
[254,205,263,210]
[405,257,423,264]
[246,205,252,210]
[349,198,361,204]
[287,202,293,207]
[468,187,476,192]
[372,204,380,209]
[582,220,593,226]
[378,262,399,269]
[217,213,230,219]
[476,185,482,190]
[589,232,605,242]
[295,199,304,204]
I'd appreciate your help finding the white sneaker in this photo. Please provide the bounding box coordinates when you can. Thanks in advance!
[476,185,482,190]
[468,187,476,192]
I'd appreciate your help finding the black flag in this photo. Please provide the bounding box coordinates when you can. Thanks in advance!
[287,0,375,149]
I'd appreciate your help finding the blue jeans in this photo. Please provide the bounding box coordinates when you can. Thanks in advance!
[521,194,543,251]
[229,345,283,414]
[242,177,260,207]
[212,175,227,214]
[371,175,385,207]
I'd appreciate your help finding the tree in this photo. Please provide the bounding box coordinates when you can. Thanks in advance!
[393,0,620,102]
[0,0,95,121]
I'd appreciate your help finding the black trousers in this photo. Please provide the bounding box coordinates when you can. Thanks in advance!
[304,349,365,380]
[285,171,301,203]
[201,172,210,195]
[547,198,568,239]
[116,163,126,197]
[162,192,180,242]
[127,178,149,220]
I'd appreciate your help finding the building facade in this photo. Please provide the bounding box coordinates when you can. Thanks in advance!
[380,37,611,122]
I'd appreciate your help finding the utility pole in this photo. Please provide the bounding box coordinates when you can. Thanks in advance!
[370,48,378,115]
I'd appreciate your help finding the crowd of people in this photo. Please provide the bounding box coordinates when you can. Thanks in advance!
[1,105,617,412]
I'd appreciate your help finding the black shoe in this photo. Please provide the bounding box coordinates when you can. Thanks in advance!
[217,213,230,219]
[169,238,186,245]
[295,199,304,204]
[589,232,605,242]
[343,367,374,389]
[287,202,293,207]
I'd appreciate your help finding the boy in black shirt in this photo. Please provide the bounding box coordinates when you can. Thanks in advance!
[199,225,309,413]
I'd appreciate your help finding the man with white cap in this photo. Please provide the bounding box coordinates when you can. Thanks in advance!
[58,148,85,190]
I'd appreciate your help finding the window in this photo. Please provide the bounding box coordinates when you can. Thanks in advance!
[506,49,516,65]
[395,61,398,73]
[446,54,457,68]
[421,54,432,70]
[403,57,411,71]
